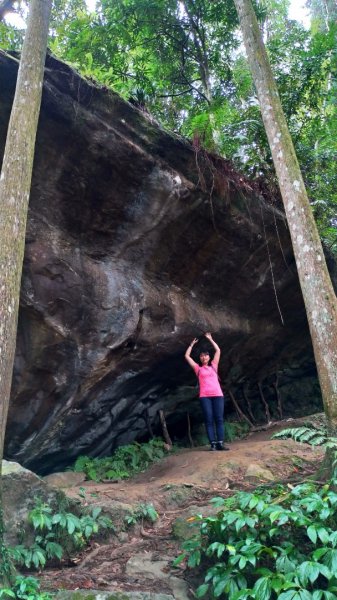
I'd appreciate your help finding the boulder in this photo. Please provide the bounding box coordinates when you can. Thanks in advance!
[2,460,77,545]
[245,462,275,481]
[0,50,336,473]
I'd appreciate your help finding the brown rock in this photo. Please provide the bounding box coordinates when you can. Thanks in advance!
[0,50,335,474]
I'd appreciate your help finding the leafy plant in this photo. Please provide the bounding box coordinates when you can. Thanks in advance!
[0,576,52,600]
[124,503,158,527]
[272,426,337,475]
[223,421,250,442]
[272,425,334,445]
[73,438,168,482]
[175,479,337,599]
[9,499,113,569]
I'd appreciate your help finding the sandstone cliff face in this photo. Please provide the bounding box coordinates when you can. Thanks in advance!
[0,51,334,473]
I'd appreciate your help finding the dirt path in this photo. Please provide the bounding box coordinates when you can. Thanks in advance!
[39,428,324,597]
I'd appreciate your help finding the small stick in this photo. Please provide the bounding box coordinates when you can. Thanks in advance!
[258,381,271,423]
[242,384,256,424]
[187,412,194,447]
[159,409,173,449]
[272,374,283,419]
[228,389,253,427]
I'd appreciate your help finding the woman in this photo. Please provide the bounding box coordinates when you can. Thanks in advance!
[185,333,229,451]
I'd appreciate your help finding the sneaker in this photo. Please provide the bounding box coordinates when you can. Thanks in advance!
[216,441,230,451]
[210,442,217,451]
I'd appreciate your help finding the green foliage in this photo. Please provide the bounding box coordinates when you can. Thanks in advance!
[9,498,113,569]
[72,438,168,482]
[0,507,15,586]
[1,0,336,246]
[175,479,337,599]
[224,421,250,442]
[0,576,52,600]
[0,21,24,51]
[272,426,330,446]
[124,503,159,527]
[272,426,337,478]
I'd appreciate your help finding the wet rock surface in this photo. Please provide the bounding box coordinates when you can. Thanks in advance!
[0,50,336,473]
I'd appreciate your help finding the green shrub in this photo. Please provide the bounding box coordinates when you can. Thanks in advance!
[223,421,250,442]
[0,576,52,600]
[175,479,337,599]
[124,503,159,527]
[9,499,113,569]
[72,438,168,482]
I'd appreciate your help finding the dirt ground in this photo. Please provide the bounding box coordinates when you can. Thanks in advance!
[38,425,325,596]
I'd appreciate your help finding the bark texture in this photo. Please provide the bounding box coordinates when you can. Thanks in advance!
[233,0,337,428]
[0,0,52,472]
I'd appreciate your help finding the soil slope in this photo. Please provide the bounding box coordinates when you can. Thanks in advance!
[38,428,324,597]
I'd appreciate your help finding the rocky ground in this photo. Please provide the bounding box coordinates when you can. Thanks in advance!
[34,424,325,600]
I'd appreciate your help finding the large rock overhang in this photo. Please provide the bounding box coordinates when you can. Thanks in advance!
[1,50,335,473]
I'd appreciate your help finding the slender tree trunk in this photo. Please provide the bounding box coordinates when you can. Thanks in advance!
[233,0,337,432]
[0,0,52,479]
[182,0,221,149]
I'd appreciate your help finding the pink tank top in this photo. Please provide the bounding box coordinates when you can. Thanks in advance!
[194,363,223,397]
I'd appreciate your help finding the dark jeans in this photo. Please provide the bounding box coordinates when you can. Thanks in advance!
[200,396,224,443]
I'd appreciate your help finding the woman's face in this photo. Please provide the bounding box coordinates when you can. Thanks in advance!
[200,352,210,365]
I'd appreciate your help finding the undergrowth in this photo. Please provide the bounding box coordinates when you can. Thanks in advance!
[9,498,113,570]
[224,421,250,442]
[175,480,337,599]
[124,502,158,527]
[72,438,168,482]
[175,426,337,599]
[0,576,52,600]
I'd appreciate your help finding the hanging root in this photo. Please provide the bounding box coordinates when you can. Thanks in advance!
[257,381,271,423]
[187,412,194,447]
[158,409,173,449]
[272,374,283,419]
[242,384,256,424]
[228,389,254,427]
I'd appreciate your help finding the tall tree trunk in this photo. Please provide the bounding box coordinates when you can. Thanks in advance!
[233,0,337,431]
[0,0,52,484]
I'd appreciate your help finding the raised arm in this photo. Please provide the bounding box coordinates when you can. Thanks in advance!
[205,332,221,367]
[185,338,199,371]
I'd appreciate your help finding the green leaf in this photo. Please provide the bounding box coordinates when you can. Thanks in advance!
[278,591,298,600]
[307,525,317,544]
[253,576,272,600]
[92,506,101,519]
[298,561,320,586]
[317,528,330,544]
[196,584,209,598]
[214,578,228,597]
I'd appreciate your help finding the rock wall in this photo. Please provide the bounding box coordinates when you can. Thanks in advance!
[0,50,334,473]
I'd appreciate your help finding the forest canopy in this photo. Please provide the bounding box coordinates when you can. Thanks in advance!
[1,0,336,248]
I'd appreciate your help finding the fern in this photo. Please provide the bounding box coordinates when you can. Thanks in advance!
[273,426,337,479]
[272,426,332,447]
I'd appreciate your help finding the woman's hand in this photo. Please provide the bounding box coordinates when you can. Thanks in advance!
[185,337,199,369]
[204,332,221,365]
